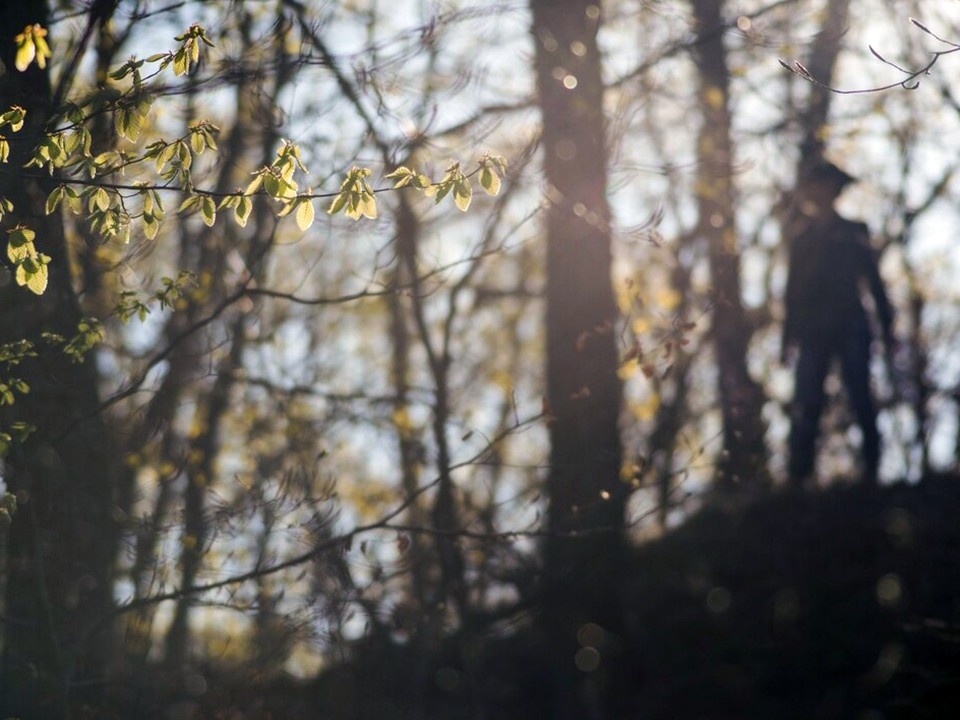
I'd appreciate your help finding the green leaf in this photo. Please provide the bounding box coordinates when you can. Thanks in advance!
[263,173,281,198]
[94,187,110,212]
[295,198,315,231]
[15,261,47,295]
[190,129,205,155]
[235,195,252,227]
[454,177,472,211]
[156,142,177,172]
[431,181,452,203]
[143,212,160,240]
[200,195,216,226]
[328,167,377,220]
[480,166,501,196]
[178,195,201,214]
[173,47,189,77]
[359,192,377,219]
[63,186,81,214]
[177,141,192,170]
[15,35,35,73]
[201,126,218,151]
[244,173,264,196]
[328,192,347,216]
[386,166,412,186]
[0,107,25,133]
[116,106,143,142]
[386,166,430,189]
[7,227,35,262]
[110,63,132,81]
[45,186,64,215]
[32,31,51,70]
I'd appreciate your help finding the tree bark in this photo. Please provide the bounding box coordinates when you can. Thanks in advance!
[532,1,628,716]
[0,1,117,716]
[691,0,769,491]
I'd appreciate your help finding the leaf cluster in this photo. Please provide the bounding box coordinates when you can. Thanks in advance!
[6,226,50,295]
[14,24,51,72]
[115,271,196,323]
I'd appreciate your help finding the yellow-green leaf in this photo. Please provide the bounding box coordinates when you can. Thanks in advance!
[7,227,36,264]
[178,195,201,214]
[360,192,377,220]
[1,107,25,133]
[480,167,501,196]
[14,25,51,73]
[143,212,160,240]
[45,186,64,215]
[94,187,110,212]
[235,195,251,227]
[15,36,35,73]
[200,196,216,226]
[328,192,347,216]
[295,198,315,231]
[173,47,189,76]
[454,178,472,212]
[19,263,48,295]
[244,173,263,196]
[190,130,205,155]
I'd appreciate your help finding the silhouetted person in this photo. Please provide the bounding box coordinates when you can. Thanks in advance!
[781,161,894,486]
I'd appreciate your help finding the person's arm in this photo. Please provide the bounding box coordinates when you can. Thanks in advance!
[781,239,799,363]
[858,227,894,348]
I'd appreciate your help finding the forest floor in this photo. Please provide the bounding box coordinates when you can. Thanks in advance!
[620,473,960,719]
[211,474,960,719]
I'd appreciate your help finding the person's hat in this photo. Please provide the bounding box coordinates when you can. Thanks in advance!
[808,160,856,186]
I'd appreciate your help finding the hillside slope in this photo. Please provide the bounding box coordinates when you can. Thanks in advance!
[623,475,960,718]
[235,475,960,719]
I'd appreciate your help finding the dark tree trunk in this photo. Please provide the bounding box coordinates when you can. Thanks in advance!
[795,0,853,173]
[532,1,628,716]
[691,0,769,491]
[0,2,117,717]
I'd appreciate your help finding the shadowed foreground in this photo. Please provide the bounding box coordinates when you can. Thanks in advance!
[137,475,960,719]
[622,476,960,719]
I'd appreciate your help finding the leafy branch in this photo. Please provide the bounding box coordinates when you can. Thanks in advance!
[2,21,507,296]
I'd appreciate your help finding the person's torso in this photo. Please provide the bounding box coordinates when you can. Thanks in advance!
[789,217,871,342]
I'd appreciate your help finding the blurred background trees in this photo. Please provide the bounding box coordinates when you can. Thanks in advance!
[1,0,960,718]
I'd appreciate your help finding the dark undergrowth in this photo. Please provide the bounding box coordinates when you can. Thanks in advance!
[138,474,960,719]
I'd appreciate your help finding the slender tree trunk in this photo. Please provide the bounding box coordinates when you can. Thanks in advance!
[691,0,769,491]
[163,320,244,669]
[796,0,853,172]
[163,7,286,669]
[652,262,695,526]
[783,0,852,211]
[387,261,431,614]
[532,1,628,716]
[0,2,117,717]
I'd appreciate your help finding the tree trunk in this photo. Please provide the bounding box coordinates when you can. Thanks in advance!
[691,0,769,491]
[0,1,117,717]
[532,1,628,716]
[796,0,853,173]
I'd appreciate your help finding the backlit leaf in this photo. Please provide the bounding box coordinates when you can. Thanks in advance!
[295,198,315,231]
[200,196,216,227]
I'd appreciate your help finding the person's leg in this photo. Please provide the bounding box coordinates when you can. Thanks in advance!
[788,340,830,486]
[840,330,880,485]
